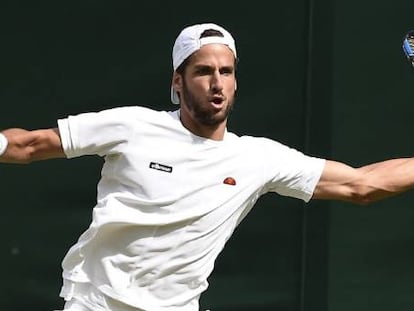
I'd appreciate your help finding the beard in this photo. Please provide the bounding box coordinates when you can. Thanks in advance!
[181,81,235,127]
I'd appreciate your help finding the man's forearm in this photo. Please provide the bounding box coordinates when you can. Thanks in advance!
[314,158,414,204]
[357,157,414,196]
[0,128,65,164]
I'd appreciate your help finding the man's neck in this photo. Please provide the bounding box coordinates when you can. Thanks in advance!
[178,110,227,141]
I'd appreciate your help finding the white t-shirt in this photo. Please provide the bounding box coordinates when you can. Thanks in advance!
[57,106,325,311]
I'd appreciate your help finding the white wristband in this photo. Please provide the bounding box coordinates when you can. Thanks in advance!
[0,133,8,156]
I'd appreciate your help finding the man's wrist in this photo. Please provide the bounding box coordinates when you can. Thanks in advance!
[0,133,8,156]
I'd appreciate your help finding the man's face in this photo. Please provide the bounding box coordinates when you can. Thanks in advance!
[174,43,237,128]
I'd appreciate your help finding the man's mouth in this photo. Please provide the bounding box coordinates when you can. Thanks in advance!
[209,97,224,107]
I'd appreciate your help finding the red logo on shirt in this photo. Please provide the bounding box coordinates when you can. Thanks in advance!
[223,177,236,186]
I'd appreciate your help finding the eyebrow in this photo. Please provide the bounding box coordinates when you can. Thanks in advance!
[192,64,235,72]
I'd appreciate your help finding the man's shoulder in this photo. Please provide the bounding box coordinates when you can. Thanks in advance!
[104,105,167,114]
[227,133,278,145]
[226,133,297,154]
[100,105,177,121]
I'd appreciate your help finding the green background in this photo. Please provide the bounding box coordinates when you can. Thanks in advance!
[1,1,414,310]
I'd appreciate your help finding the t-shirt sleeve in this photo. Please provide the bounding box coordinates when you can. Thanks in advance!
[57,107,133,158]
[260,138,326,202]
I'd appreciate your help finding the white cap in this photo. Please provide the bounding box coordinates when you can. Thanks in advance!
[171,23,237,105]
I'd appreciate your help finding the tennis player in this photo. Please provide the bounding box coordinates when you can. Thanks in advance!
[1,23,413,311]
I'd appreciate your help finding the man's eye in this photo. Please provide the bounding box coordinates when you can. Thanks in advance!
[196,68,210,75]
[220,68,234,75]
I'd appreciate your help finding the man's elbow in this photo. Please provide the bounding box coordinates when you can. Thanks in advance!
[349,186,394,206]
[349,192,373,205]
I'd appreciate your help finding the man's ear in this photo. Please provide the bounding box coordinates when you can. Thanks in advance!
[234,79,237,91]
[172,71,183,93]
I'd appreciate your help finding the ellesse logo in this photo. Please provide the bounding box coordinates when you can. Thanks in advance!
[149,162,173,173]
[223,177,236,186]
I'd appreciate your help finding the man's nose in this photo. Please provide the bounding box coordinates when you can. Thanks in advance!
[210,72,223,92]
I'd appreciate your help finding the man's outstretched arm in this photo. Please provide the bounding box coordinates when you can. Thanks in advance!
[313,158,414,205]
[0,128,65,164]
